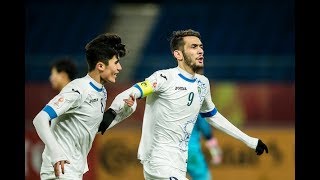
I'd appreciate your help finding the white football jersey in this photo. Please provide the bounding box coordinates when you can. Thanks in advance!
[136,67,216,174]
[40,74,107,175]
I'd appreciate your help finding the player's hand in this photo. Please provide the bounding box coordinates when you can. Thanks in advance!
[255,139,268,155]
[123,94,135,107]
[205,137,222,165]
[54,160,70,177]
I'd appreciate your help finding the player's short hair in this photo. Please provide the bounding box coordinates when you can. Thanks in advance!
[169,29,201,52]
[50,57,78,81]
[85,33,126,71]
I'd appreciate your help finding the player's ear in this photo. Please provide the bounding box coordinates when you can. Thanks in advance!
[173,50,182,61]
[97,62,105,70]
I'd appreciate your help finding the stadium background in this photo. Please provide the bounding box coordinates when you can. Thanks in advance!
[25,0,295,179]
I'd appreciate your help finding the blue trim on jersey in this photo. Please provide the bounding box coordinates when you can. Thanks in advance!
[43,105,58,120]
[200,108,218,117]
[178,73,197,83]
[89,82,103,92]
[133,84,143,99]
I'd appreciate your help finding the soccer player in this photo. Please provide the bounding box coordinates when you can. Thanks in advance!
[187,114,222,180]
[99,29,269,180]
[49,57,78,92]
[32,33,136,180]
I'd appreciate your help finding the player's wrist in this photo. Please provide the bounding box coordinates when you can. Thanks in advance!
[98,108,117,135]
[206,137,218,148]
[51,151,67,166]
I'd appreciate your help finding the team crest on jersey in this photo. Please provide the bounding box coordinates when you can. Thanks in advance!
[197,86,202,94]
[53,95,65,109]
[197,80,206,102]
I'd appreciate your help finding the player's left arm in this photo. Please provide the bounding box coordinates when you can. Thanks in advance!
[203,112,268,155]
[199,79,268,155]
[98,87,138,134]
[98,71,164,134]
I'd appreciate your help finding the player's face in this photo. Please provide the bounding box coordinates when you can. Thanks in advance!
[49,67,66,91]
[102,55,122,83]
[182,36,204,73]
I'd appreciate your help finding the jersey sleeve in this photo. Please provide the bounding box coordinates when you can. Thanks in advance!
[43,84,83,120]
[197,78,258,149]
[133,70,167,99]
[106,87,138,129]
[204,112,258,149]
[199,77,217,117]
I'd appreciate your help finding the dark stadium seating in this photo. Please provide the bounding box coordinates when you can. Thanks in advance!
[133,0,294,82]
[25,0,294,82]
[25,0,114,82]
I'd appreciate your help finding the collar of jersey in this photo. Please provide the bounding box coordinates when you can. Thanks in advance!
[85,74,104,92]
[176,67,197,83]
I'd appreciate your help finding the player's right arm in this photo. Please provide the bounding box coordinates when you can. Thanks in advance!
[33,110,70,177]
[33,111,67,165]
[33,85,82,166]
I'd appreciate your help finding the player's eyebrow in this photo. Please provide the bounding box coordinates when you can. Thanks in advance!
[191,43,203,48]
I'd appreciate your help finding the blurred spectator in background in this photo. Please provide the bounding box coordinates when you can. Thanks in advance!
[49,57,78,92]
[187,114,222,180]
[32,33,135,180]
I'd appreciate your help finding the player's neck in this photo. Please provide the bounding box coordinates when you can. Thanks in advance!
[178,64,195,76]
[88,71,103,84]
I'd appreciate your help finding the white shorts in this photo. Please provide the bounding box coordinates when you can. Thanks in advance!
[40,171,83,180]
[40,159,83,180]
[143,162,188,180]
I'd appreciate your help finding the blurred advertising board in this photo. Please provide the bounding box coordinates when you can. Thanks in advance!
[208,128,294,180]
[25,120,294,180]
[93,126,294,180]
[94,125,144,180]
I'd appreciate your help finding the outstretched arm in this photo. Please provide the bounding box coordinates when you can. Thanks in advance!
[203,110,268,155]
[200,78,268,155]
[98,87,139,134]
[98,77,160,134]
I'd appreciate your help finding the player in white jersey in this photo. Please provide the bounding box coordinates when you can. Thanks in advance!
[100,29,269,180]
[32,33,136,180]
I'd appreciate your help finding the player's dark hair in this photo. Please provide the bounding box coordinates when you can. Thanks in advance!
[169,29,201,52]
[85,33,126,71]
[50,57,78,81]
